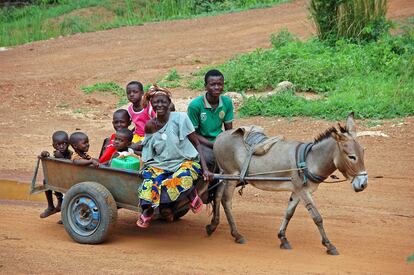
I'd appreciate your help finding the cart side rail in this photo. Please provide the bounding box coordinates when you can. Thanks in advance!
[31,157,142,210]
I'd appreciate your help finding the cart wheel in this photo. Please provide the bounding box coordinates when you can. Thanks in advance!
[61,182,117,244]
[174,205,190,220]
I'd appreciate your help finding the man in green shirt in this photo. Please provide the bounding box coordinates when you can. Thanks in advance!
[187,69,234,173]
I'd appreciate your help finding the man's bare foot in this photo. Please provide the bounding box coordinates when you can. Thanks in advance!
[161,208,174,223]
[40,207,58,218]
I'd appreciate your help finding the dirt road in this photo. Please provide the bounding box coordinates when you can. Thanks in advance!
[0,0,413,274]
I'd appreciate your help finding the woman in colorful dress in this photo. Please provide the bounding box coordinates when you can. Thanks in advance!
[137,85,213,228]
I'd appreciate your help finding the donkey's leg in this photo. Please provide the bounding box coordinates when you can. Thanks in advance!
[300,191,339,255]
[222,182,246,244]
[206,181,225,236]
[278,192,300,250]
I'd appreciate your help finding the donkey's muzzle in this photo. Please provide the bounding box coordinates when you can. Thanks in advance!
[352,172,368,192]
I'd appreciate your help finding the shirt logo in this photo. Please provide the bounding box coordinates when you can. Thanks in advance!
[201,112,207,122]
[219,111,225,120]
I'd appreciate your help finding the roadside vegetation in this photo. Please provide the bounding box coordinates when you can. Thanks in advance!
[81,82,128,107]
[0,0,287,47]
[186,0,414,120]
[219,29,413,120]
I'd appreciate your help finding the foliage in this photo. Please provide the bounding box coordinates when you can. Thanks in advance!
[81,82,124,96]
[270,28,298,48]
[309,0,391,42]
[189,29,414,120]
[309,0,339,41]
[0,0,287,47]
[81,82,126,107]
[164,68,180,81]
[407,253,414,263]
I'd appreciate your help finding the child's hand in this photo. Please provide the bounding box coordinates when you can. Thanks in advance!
[91,159,100,168]
[40,151,50,158]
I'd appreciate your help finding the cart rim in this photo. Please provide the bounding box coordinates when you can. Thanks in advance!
[67,194,101,237]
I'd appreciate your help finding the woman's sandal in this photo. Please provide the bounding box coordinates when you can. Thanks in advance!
[136,214,153,228]
[190,190,203,214]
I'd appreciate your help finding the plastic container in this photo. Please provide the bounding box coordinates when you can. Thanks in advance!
[110,156,140,171]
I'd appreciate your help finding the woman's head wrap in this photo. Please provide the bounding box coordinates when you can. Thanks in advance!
[142,84,172,108]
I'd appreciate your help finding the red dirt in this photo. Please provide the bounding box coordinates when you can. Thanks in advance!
[1,0,413,273]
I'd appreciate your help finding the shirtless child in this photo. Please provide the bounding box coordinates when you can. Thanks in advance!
[69,132,99,167]
[39,131,72,219]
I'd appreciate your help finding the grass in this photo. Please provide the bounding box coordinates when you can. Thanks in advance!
[81,82,124,96]
[1,0,287,47]
[186,29,414,120]
[408,253,414,263]
[361,120,384,128]
[157,68,182,88]
[81,82,126,107]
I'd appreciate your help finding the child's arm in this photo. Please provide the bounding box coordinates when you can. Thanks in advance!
[73,158,100,168]
[130,143,143,151]
[131,119,155,151]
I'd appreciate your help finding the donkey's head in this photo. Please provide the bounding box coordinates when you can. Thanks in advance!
[332,112,368,192]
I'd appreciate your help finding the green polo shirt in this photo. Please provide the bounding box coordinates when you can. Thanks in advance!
[187,93,234,142]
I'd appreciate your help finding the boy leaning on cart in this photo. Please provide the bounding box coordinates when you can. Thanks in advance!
[39,130,72,222]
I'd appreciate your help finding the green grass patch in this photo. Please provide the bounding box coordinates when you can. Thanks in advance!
[1,0,287,47]
[81,82,126,107]
[157,68,182,88]
[407,253,414,263]
[81,81,124,96]
[188,29,414,120]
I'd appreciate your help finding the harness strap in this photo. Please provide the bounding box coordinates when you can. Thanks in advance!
[296,143,327,185]
[238,148,255,195]
[237,131,269,195]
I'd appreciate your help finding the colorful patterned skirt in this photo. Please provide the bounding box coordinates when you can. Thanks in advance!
[139,160,201,208]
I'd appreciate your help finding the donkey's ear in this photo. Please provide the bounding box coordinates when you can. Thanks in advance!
[332,130,347,142]
[346,112,356,138]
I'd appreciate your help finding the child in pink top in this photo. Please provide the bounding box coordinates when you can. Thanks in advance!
[126,81,156,143]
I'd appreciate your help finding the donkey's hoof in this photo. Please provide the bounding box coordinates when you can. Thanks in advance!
[327,248,339,255]
[280,242,292,250]
[235,236,246,244]
[206,225,216,236]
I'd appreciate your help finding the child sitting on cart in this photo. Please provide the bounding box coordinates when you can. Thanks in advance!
[126,81,156,144]
[99,109,131,164]
[109,128,141,171]
[39,130,72,219]
[70,132,100,167]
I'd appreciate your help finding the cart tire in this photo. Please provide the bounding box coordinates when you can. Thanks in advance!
[174,206,190,220]
[61,182,117,244]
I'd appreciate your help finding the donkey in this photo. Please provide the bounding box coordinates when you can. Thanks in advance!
[208,112,367,255]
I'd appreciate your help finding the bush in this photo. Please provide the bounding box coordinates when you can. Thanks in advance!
[270,28,298,48]
[189,29,414,120]
[310,0,391,43]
